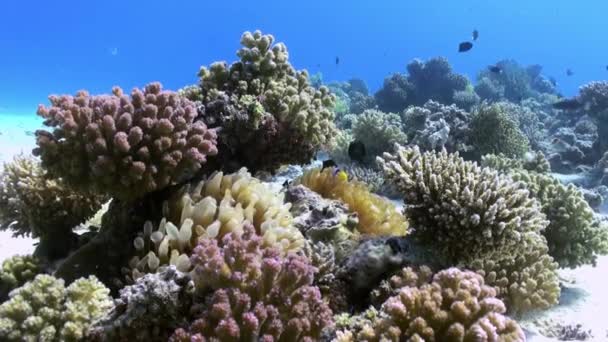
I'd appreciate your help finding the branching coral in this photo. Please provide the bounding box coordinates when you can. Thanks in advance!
[483,154,608,268]
[339,268,525,341]
[469,102,530,159]
[0,255,42,303]
[342,163,400,198]
[170,223,333,341]
[0,154,105,238]
[189,30,336,172]
[33,82,218,200]
[296,167,408,237]
[327,129,354,165]
[495,101,546,150]
[465,233,560,315]
[0,274,112,342]
[401,100,472,154]
[481,151,551,174]
[351,109,407,165]
[129,168,304,280]
[378,145,547,260]
[578,81,608,115]
[89,266,194,342]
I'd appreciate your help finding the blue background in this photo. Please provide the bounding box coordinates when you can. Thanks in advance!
[1,0,606,115]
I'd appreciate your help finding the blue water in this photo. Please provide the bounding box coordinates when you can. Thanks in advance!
[1,0,606,115]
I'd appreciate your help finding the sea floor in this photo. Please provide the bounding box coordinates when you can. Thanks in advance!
[0,113,607,341]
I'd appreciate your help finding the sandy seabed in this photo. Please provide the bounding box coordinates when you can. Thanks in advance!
[0,113,607,341]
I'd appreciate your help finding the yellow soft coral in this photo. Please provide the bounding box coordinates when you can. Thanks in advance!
[129,168,305,280]
[297,167,408,236]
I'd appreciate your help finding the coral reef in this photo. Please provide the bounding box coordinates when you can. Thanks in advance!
[351,109,407,165]
[469,102,530,159]
[297,167,408,237]
[129,168,304,279]
[34,82,218,200]
[0,255,42,303]
[285,184,359,262]
[171,223,333,341]
[379,146,560,314]
[401,100,472,154]
[465,233,560,315]
[578,80,608,114]
[341,163,400,198]
[0,154,105,238]
[378,145,547,260]
[89,266,194,342]
[0,274,112,342]
[475,59,556,103]
[337,268,525,341]
[482,154,608,268]
[188,30,336,172]
[375,57,469,113]
[374,73,413,113]
[405,57,470,106]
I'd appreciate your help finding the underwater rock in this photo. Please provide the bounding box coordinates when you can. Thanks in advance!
[88,266,194,342]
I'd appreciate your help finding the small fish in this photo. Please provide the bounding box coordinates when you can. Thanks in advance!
[335,56,340,65]
[282,180,291,187]
[335,169,348,182]
[458,41,473,52]
[605,65,608,71]
[552,98,583,110]
[566,69,574,76]
[316,63,321,68]
[348,140,366,163]
[472,29,479,41]
[322,159,337,170]
[488,65,501,73]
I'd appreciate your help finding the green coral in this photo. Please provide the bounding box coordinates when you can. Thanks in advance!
[378,145,547,260]
[338,268,525,341]
[379,146,560,314]
[483,154,608,268]
[465,233,560,315]
[482,151,550,174]
[351,109,407,165]
[0,255,42,303]
[0,154,105,238]
[469,103,530,159]
[191,30,337,171]
[0,274,112,342]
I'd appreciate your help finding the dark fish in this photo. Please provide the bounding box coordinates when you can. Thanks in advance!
[605,65,608,71]
[322,159,337,170]
[316,63,321,68]
[458,41,473,52]
[282,180,290,187]
[472,29,479,41]
[552,98,583,110]
[488,65,501,73]
[348,140,366,163]
[566,69,574,76]
[335,56,340,65]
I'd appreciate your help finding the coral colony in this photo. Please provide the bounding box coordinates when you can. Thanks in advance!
[1,30,608,341]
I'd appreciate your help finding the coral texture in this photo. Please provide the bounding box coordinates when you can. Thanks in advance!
[469,102,530,159]
[129,168,304,280]
[341,268,525,341]
[405,57,470,106]
[89,266,194,342]
[482,154,608,268]
[189,30,336,172]
[0,255,42,303]
[0,154,105,237]
[401,100,472,154]
[378,145,547,260]
[34,82,218,200]
[170,223,333,341]
[351,109,407,165]
[297,167,408,237]
[0,274,112,342]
